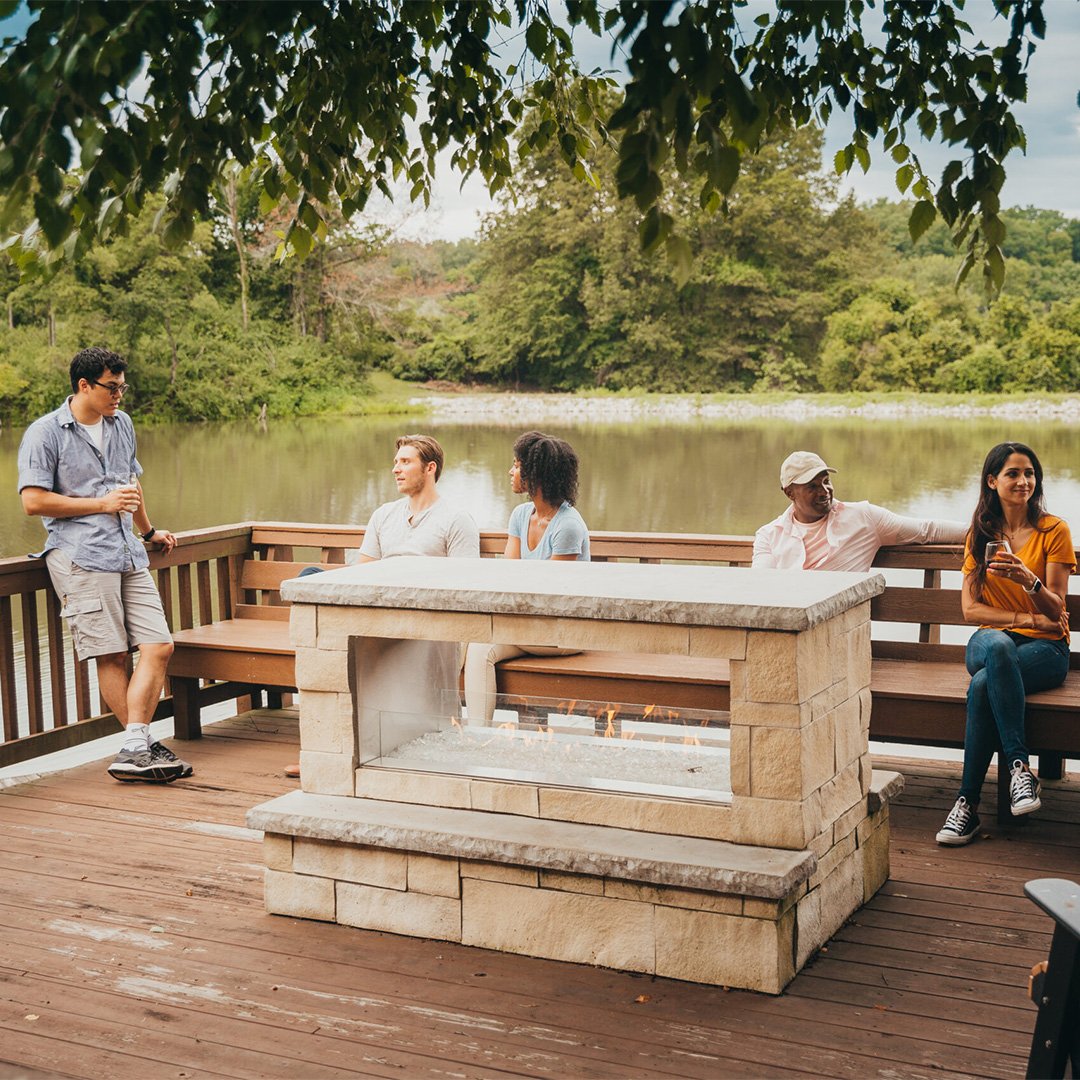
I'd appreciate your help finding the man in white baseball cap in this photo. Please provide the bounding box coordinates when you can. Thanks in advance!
[752,450,966,571]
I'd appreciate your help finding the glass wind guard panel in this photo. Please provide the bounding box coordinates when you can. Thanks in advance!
[363,692,732,803]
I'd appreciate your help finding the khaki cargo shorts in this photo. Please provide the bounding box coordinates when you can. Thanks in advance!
[46,550,172,661]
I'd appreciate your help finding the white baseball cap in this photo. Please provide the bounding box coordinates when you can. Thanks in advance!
[780,451,836,489]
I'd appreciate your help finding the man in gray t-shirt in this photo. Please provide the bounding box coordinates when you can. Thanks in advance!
[360,451,479,561]
[357,434,479,562]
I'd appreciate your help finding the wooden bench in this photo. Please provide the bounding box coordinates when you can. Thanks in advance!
[166,524,1080,824]
[167,524,363,738]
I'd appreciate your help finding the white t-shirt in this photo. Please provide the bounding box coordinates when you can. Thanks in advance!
[358,497,479,561]
[799,515,831,569]
[77,419,104,454]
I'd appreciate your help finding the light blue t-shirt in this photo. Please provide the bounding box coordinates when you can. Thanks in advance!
[508,501,590,561]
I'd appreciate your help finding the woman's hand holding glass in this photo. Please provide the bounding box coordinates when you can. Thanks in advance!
[986,545,1034,587]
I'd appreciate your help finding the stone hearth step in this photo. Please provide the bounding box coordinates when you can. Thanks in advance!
[248,789,816,900]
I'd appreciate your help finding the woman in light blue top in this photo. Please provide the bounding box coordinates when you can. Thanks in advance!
[465,432,590,722]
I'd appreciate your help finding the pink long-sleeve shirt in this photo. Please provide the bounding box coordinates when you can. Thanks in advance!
[751,500,968,572]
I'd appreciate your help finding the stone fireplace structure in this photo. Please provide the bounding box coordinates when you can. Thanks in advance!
[248,557,901,994]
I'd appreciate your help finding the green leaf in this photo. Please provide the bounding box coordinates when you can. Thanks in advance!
[832,148,849,176]
[639,206,672,255]
[633,169,662,211]
[97,196,123,232]
[161,213,194,249]
[985,244,1005,293]
[982,213,1006,247]
[941,159,963,188]
[34,194,69,247]
[908,199,937,243]
[890,144,909,164]
[665,233,693,287]
[290,223,312,258]
[895,164,914,193]
[712,146,739,194]
[954,249,976,291]
[853,144,870,174]
[525,20,548,60]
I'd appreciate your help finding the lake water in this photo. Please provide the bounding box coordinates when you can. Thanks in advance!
[3,406,1079,764]
[5,409,1080,556]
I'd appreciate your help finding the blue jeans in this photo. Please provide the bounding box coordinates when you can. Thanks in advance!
[959,628,1070,803]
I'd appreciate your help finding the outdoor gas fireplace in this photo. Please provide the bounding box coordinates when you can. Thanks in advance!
[248,556,902,994]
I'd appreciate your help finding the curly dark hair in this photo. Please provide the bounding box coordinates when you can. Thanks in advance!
[70,347,126,393]
[513,430,580,506]
[968,440,1050,601]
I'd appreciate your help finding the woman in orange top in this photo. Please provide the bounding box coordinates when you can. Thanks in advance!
[936,442,1074,846]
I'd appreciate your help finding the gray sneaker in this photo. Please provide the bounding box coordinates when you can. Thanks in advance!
[149,740,194,778]
[107,747,184,783]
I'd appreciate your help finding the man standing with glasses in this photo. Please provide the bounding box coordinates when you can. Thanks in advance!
[17,347,191,783]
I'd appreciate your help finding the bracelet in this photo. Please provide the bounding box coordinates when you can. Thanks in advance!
[142,526,157,541]
[1023,577,1043,595]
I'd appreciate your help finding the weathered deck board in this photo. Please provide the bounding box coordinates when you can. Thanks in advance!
[1,714,1078,1079]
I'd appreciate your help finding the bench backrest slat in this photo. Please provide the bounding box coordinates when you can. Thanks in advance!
[241,560,331,592]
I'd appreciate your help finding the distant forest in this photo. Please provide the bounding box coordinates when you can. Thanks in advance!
[2,126,1079,423]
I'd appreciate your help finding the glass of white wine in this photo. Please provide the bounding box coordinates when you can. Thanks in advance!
[986,539,1012,564]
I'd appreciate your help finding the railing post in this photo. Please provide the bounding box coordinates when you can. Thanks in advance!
[918,568,942,644]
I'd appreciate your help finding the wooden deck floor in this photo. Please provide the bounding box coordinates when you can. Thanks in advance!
[1,710,1077,1080]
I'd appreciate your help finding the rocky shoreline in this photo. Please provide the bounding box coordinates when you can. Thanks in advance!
[411,392,1080,423]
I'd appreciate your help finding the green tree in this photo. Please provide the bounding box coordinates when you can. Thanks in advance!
[466,123,874,391]
[0,0,1052,292]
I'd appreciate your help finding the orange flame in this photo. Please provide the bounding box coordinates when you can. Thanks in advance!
[604,707,617,738]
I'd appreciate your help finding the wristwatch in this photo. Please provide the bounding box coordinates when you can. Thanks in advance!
[142,526,158,541]
[1023,577,1043,595]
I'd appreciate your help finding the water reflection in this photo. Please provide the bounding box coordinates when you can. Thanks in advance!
[3,412,1080,556]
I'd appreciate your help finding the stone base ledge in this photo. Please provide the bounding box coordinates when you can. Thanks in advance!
[868,769,905,813]
[248,790,816,900]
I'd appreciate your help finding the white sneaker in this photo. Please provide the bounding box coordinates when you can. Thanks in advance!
[936,797,981,846]
[1009,760,1041,815]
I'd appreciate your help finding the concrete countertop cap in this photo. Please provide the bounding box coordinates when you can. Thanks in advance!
[280,556,884,632]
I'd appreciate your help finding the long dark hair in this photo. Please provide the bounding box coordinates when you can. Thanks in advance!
[513,430,580,506]
[968,441,1048,599]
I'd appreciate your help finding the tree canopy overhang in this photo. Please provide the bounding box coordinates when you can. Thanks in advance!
[0,0,1053,292]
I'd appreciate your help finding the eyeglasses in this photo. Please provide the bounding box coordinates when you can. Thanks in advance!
[91,380,131,397]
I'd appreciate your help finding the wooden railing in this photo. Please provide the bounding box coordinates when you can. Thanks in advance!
[3,520,1075,769]
[0,524,251,767]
